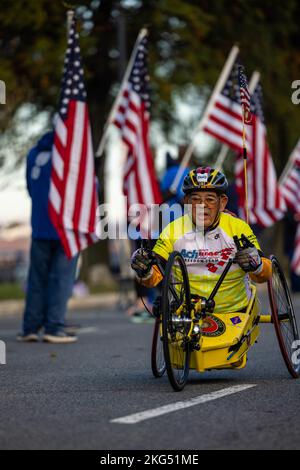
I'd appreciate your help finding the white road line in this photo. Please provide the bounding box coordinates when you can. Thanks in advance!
[77,327,100,335]
[111,384,257,424]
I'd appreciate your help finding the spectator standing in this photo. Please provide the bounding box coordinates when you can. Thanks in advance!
[157,148,191,234]
[18,131,79,343]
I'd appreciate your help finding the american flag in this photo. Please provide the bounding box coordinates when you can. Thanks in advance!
[235,82,286,226]
[203,60,285,227]
[238,65,252,125]
[113,31,161,216]
[48,17,98,258]
[280,140,300,274]
[203,59,244,153]
[292,225,300,275]
[280,139,300,211]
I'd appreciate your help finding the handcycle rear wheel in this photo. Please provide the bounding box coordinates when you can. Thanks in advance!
[161,251,192,391]
[268,255,300,378]
[151,317,166,378]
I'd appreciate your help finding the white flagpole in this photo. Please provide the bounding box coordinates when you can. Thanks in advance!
[239,71,259,224]
[170,45,240,193]
[248,70,260,94]
[66,10,74,36]
[215,145,229,170]
[279,138,300,185]
[96,28,148,157]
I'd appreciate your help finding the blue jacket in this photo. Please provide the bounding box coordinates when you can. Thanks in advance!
[26,132,59,240]
[160,165,190,206]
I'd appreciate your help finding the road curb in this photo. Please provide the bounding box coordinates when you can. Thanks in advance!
[0,292,120,317]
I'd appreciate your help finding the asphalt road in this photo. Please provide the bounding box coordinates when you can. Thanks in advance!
[0,291,300,450]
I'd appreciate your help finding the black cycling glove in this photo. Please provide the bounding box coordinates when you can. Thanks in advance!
[234,245,262,273]
[131,249,153,278]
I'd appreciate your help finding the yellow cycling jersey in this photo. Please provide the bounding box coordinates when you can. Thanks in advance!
[153,212,261,314]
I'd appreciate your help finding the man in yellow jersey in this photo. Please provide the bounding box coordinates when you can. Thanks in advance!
[131,167,272,314]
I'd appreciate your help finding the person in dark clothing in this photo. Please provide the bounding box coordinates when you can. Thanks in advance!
[160,150,190,227]
[18,131,79,343]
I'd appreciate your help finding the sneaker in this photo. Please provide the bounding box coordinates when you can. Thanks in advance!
[130,310,155,324]
[17,333,39,343]
[64,322,80,335]
[43,332,78,344]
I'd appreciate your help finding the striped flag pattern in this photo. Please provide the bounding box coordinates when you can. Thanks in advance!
[113,31,161,211]
[203,59,285,227]
[48,17,98,258]
[280,139,300,211]
[235,82,286,226]
[238,65,252,125]
[203,59,245,154]
[280,140,300,274]
[292,225,300,275]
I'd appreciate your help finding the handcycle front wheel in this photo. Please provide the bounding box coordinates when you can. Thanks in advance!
[268,255,300,379]
[161,251,192,391]
[151,317,166,378]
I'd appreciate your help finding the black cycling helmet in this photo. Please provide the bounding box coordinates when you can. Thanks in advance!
[182,166,228,195]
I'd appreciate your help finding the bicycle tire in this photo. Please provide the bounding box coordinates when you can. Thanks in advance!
[151,318,166,378]
[268,255,300,378]
[161,251,191,391]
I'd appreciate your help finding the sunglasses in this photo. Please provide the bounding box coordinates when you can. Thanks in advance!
[188,195,220,207]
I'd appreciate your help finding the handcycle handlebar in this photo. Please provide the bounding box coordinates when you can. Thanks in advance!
[140,240,165,276]
[208,234,254,302]
[140,233,253,313]
[233,234,254,250]
[207,258,234,302]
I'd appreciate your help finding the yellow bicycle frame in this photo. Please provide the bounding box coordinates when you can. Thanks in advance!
[168,285,272,373]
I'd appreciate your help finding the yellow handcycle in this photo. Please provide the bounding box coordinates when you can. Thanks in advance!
[150,241,300,391]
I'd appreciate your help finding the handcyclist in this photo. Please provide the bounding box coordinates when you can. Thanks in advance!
[131,167,272,314]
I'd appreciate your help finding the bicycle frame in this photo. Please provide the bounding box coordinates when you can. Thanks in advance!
[149,245,300,388]
[162,257,273,372]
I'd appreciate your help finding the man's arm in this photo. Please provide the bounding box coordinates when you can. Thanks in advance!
[234,241,272,283]
[131,250,165,287]
[249,256,272,283]
[138,263,164,287]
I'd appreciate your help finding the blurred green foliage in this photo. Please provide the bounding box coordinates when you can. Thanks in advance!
[0,282,25,300]
[0,0,300,172]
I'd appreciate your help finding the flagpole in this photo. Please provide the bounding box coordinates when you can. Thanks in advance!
[215,144,229,170]
[66,9,74,35]
[239,65,250,224]
[279,138,300,185]
[170,45,240,193]
[248,71,260,96]
[241,107,249,224]
[96,28,148,157]
[241,71,260,225]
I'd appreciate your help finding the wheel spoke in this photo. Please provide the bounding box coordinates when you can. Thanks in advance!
[162,252,191,390]
[269,256,300,378]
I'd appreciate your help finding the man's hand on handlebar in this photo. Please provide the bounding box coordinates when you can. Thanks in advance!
[233,234,262,273]
[131,249,154,278]
[234,246,262,273]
